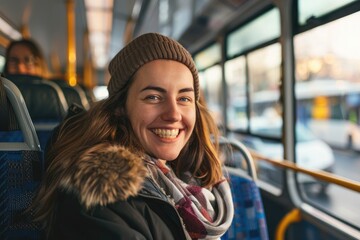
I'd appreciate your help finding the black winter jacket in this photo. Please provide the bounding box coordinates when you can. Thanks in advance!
[48,145,190,240]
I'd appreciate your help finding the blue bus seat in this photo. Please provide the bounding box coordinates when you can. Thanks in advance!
[5,74,68,149]
[219,137,269,240]
[0,77,44,239]
[51,78,90,110]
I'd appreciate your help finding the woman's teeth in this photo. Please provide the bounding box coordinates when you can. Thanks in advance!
[153,129,179,138]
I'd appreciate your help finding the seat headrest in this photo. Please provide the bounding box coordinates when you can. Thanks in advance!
[6,74,67,122]
[0,78,20,131]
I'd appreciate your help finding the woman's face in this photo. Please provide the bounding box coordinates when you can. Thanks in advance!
[126,60,196,161]
[7,44,42,76]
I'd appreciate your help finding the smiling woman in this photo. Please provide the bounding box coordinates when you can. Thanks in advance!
[32,32,234,240]
[126,60,196,161]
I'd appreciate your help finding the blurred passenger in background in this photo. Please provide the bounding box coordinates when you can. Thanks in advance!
[3,38,48,77]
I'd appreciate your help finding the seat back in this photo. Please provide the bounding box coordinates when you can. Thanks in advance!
[78,83,96,105]
[51,79,90,110]
[0,77,44,239]
[5,74,68,149]
[219,137,269,240]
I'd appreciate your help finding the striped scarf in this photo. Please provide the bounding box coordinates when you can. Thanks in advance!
[149,158,234,240]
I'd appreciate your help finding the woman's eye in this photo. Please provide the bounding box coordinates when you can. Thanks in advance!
[179,96,192,103]
[145,95,161,101]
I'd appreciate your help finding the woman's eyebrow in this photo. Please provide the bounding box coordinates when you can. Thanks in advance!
[141,86,194,94]
[179,88,194,94]
[140,86,166,93]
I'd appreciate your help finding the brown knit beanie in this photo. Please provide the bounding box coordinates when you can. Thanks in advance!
[107,32,199,100]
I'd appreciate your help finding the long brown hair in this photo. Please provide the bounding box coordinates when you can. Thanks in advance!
[33,77,222,232]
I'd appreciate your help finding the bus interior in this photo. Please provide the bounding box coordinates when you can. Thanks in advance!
[1,0,360,239]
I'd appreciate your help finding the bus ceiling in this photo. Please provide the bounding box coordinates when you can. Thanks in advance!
[0,0,272,85]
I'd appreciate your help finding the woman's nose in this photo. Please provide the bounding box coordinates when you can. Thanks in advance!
[161,100,182,122]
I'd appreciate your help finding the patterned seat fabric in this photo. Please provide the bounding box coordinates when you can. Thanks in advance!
[222,174,269,240]
[0,151,43,239]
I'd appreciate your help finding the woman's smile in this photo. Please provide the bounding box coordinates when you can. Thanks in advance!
[152,128,180,139]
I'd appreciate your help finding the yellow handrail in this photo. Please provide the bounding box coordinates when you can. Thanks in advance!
[276,208,302,240]
[250,150,360,193]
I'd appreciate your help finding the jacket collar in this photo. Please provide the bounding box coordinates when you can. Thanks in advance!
[59,144,148,209]
[139,178,169,202]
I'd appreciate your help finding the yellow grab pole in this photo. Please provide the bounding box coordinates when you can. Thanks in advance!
[66,0,77,86]
[21,24,31,38]
[83,30,94,88]
[276,208,302,240]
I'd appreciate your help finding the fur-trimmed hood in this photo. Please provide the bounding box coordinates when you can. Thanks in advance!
[59,143,148,209]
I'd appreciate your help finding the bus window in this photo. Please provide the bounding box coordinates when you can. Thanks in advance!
[194,43,221,71]
[295,5,360,229]
[195,43,223,127]
[225,56,247,130]
[227,8,280,58]
[295,11,360,153]
[199,65,223,127]
[246,43,283,189]
[298,0,358,25]
[248,43,282,124]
